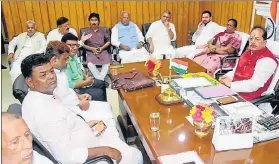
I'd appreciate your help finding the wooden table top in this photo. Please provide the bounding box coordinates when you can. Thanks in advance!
[110,59,279,164]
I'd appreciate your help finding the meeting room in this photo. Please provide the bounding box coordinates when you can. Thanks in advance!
[1,1,279,164]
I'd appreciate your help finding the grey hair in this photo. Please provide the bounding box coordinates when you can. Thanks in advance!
[162,10,172,17]
[120,11,130,17]
[26,20,36,26]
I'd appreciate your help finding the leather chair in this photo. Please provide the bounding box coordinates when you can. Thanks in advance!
[13,74,29,103]
[7,103,113,164]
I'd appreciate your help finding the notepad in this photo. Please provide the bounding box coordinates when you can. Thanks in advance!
[173,77,212,89]
[159,151,204,164]
[194,84,234,99]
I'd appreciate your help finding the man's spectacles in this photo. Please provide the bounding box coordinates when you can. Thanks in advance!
[67,44,79,48]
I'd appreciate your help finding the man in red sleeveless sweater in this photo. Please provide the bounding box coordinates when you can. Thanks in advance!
[219,26,278,101]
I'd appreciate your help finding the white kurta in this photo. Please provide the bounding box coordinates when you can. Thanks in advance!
[46,28,77,44]
[145,20,176,59]
[22,91,142,164]
[53,69,115,126]
[111,22,149,64]
[32,151,53,164]
[8,34,46,83]
[175,21,220,59]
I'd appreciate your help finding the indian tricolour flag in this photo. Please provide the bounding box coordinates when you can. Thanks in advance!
[171,59,188,74]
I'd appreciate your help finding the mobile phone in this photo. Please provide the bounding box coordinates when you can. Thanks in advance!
[125,71,138,79]
[92,121,107,136]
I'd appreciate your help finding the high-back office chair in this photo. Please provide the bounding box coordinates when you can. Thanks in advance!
[7,103,113,164]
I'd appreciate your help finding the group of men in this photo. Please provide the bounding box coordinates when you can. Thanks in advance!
[3,9,279,164]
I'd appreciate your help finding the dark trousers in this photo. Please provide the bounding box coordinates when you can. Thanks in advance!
[75,79,107,102]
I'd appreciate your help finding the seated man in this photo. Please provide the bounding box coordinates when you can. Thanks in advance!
[2,113,53,164]
[192,19,242,76]
[46,41,114,125]
[8,20,46,83]
[219,26,278,102]
[111,11,149,64]
[175,10,220,58]
[61,33,107,102]
[146,10,177,59]
[46,17,91,45]
[83,12,111,81]
[21,54,143,164]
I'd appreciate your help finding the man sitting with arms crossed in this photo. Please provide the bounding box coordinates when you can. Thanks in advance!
[219,27,278,102]
[62,33,107,102]
[146,10,177,59]
[8,20,46,83]
[21,54,143,164]
[111,11,149,64]
[46,41,115,126]
[175,10,220,58]
[2,113,53,164]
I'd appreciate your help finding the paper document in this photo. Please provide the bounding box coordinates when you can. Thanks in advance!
[220,102,263,116]
[187,91,215,105]
[159,151,204,164]
[194,84,234,98]
[173,77,212,89]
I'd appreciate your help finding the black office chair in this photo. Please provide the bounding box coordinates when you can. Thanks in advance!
[7,103,113,164]
[13,74,29,104]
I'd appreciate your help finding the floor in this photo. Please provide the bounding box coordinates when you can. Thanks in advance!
[1,52,18,111]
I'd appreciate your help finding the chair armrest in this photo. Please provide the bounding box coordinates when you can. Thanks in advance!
[251,94,275,106]
[84,156,113,164]
[171,41,177,48]
[143,42,150,52]
[12,75,29,104]
[220,55,240,67]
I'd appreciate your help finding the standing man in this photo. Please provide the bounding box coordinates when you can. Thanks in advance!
[175,11,220,58]
[83,13,111,81]
[111,11,149,64]
[8,20,46,83]
[146,10,177,59]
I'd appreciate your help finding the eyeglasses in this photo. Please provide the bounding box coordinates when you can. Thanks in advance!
[248,37,262,42]
[67,44,79,48]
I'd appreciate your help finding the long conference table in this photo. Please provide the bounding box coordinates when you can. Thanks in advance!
[110,58,279,164]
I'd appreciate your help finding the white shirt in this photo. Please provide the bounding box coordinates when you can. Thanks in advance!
[46,28,77,44]
[192,21,220,46]
[111,22,145,47]
[145,20,176,46]
[33,151,53,164]
[22,91,100,164]
[8,33,46,58]
[226,56,277,93]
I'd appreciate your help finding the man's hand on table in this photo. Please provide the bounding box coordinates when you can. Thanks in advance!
[219,75,232,88]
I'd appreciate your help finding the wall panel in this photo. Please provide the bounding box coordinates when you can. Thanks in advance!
[2,1,266,47]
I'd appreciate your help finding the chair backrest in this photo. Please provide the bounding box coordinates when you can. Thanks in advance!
[142,23,151,37]
[13,74,29,103]
[7,104,58,164]
[262,40,279,95]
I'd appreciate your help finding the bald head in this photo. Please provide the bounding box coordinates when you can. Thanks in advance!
[2,113,33,164]
[120,11,130,25]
